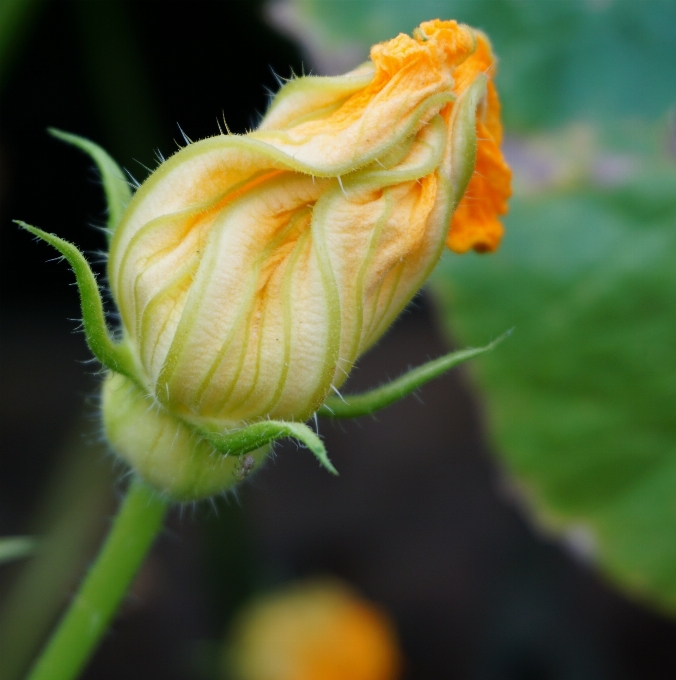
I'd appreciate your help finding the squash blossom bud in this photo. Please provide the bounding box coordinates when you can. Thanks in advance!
[225,579,402,680]
[102,19,511,498]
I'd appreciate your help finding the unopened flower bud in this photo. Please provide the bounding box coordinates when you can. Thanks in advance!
[96,19,511,498]
[225,579,402,680]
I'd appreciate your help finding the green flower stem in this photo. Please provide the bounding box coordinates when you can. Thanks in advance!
[26,477,169,680]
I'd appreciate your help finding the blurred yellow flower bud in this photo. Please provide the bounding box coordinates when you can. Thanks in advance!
[225,579,402,680]
[27,19,509,499]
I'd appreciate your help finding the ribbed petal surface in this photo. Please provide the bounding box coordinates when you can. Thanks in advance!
[108,19,511,428]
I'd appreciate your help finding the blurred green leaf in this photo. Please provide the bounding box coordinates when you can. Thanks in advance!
[0,423,116,680]
[287,0,676,129]
[0,537,35,565]
[430,121,676,612]
[75,0,165,168]
[0,0,43,88]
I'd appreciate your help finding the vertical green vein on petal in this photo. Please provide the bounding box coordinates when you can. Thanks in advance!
[363,172,452,353]
[307,187,343,414]
[155,201,260,408]
[197,207,312,416]
[365,262,405,349]
[155,245,217,409]
[131,226,202,337]
[115,211,187,340]
[140,260,198,374]
[447,74,486,207]
[350,190,393,363]
[223,286,270,417]
[189,265,261,413]
[207,299,259,416]
[218,209,313,415]
[258,227,312,417]
[111,183,246,334]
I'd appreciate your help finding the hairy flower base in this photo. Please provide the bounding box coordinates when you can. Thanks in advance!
[102,373,268,500]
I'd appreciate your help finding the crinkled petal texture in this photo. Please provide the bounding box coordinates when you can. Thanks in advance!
[445,31,512,253]
[108,19,511,429]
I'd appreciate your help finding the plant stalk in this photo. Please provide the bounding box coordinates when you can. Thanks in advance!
[26,477,169,680]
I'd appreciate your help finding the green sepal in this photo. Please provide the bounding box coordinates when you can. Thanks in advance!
[49,128,131,241]
[199,420,338,476]
[448,73,487,208]
[15,221,136,379]
[318,330,512,419]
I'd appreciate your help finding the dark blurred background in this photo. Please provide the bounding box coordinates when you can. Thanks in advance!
[1,1,676,679]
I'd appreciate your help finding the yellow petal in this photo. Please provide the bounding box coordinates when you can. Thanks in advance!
[103,18,512,497]
[446,32,512,253]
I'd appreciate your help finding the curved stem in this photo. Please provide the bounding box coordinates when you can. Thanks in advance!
[26,477,169,680]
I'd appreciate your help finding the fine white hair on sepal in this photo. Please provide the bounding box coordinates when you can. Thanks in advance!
[221,111,232,135]
[269,66,285,89]
[333,357,351,379]
[263,85,276,105]
[320,402,335,416]
[330,384,347,403]
[168,421,181,456]
[90,249,109,266]
[176,123,193,146]
[337,175,348,198]
[133,158,154,177]
[124,169,141,190]
[207,495,219,518]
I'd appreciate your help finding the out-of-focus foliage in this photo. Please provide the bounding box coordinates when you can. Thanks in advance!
[0,537,35,564]
[0,0,43,86]
[0,429,116,680]
[280,0,676,613]
[432,121,676,612]
[285,0,676,129]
